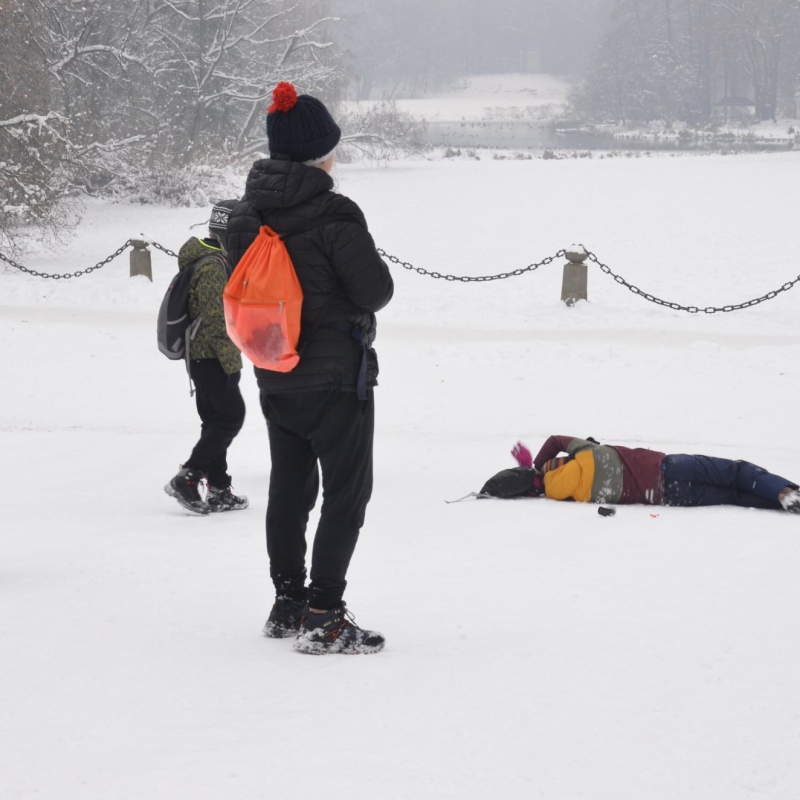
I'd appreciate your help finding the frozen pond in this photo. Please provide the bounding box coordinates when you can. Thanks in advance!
[422,119,796,152]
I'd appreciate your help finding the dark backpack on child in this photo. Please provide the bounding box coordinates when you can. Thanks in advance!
[157,267,201,360]
[157,255,223,393]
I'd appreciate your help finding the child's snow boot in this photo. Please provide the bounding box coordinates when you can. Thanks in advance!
[164,466,209,515]
[293,603,385,655]
[206,485,249,512]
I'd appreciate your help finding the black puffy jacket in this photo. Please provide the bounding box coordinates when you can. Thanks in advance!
[226,158,394,394]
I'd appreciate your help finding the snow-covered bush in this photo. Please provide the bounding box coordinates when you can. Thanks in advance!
[125,164,246,208]
[336,101,430,162]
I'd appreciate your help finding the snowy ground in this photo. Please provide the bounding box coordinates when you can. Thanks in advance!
[3,150,800,799]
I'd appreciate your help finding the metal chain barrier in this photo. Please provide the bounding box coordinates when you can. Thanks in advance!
[0,240,135,279]
[376,247,567,282]
[584,247,800,314]
[2,239,799,314]
[379,244,800,312]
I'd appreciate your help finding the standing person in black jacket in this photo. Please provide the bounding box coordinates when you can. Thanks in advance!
[226,81,394,655]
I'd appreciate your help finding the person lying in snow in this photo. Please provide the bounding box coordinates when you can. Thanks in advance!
[479,436,800,513]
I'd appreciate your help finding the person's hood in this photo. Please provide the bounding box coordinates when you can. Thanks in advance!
[177,237,222,272]
[244,158,334,213]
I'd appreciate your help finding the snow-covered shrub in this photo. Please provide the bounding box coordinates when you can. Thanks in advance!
[125,163,245,208]
[0,113,77,253]
[335,101,430,162]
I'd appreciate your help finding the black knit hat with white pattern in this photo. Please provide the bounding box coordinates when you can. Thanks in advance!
[208,199,238,245]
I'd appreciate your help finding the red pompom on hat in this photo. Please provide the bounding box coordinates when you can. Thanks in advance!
[268,81,298,113]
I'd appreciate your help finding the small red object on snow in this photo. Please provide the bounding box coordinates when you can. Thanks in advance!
[269,81,298,113]
[649,513,660,518]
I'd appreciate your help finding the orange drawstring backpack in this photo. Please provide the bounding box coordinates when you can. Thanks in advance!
[223,225,305,372]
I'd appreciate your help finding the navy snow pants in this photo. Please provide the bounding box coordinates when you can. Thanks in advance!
[662,454,789,510]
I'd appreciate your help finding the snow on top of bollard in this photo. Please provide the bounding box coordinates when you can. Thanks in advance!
[564,244,588,263]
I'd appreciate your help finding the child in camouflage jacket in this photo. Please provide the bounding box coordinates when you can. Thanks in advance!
[164,201,248,515]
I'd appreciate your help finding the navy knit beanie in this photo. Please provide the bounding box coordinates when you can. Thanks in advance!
[266,81,341,163]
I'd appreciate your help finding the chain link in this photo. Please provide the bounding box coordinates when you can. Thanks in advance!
[150,241,179,259]
[0,240,135,279]
[377,247,567,282]
[584,248,800,314]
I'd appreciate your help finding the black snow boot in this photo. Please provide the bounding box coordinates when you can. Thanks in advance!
[263,596,307,638]
[293,603,385,655]
[206,485,249,512]
[164,467,208,515]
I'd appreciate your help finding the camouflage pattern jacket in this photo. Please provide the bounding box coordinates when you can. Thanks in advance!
[178,237,242,375]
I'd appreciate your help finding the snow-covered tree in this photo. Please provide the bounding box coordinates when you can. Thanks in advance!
[724,0,800,120]
[332,0,461,100]
[572,0,800,124]
[0,0,75,250]
[138,0,344,158]
[0,0,346,247]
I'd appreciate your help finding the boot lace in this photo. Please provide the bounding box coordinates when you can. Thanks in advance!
[324,603,360,643]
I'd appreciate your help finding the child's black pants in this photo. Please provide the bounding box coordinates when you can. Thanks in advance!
[185,359,245,488]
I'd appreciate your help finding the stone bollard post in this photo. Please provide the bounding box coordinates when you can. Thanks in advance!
[130,240,153,281]
[561,245,588,307]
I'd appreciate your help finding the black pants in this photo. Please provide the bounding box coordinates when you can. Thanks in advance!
[260,389,374,610]
[663,454,789,510]
[185,359,245,488]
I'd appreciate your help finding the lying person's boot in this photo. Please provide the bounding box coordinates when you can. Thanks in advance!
[779,487,800,513]
[293,603,385,655]
[263,597,306,638]
[164,466,209,515]
[206,484,249,512]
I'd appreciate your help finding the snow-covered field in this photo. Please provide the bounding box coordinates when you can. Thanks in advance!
[3,147,800,799]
